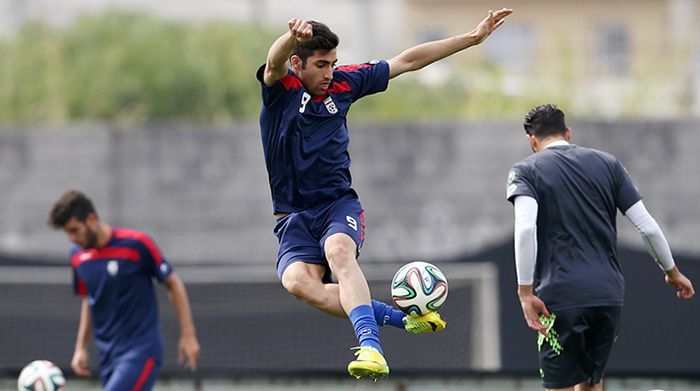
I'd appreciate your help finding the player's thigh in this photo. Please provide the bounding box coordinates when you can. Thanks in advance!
[585,307,621,385]
[103,357,160,391]
[323,232,358,267]
[274,212,325,280]
[320,195,365,256]
[539,308,590,389]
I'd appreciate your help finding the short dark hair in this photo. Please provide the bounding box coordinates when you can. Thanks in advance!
[292,21,339,64]
[48,190,97,229]
[523,104,567,138]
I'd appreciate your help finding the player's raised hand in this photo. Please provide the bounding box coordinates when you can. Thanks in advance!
[71,348,92,377]
[665,268,695,299]
[178,333,201,372]
[288,18,313,44]
[472,8,513,44]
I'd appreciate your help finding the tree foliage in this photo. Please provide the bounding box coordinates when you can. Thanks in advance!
[0,12,570,126]
[0,12,274,125]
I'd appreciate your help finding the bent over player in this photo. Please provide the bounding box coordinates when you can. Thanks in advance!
[48,190,200,391]
[506,104,694,391]
[257,9,512,380]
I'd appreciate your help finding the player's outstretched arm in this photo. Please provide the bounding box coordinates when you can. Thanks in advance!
[165,273,201,371]
[387,8,513,79]
[623,200,695,299]
[71,298,93,377]
[263,18,313,86]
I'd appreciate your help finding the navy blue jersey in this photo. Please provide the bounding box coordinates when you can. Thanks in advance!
[506,144,642,311]
[71,227,172,366]
[257,60,390,213]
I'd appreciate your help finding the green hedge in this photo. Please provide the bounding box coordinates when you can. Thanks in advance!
[0,12,274,125]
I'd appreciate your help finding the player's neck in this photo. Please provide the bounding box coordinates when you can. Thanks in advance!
[534,136,570,152]
[95,223,113,248]
[540,137,569,149]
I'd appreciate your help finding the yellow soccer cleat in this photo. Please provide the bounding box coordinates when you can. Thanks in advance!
[347,346,390,380]
[404,311,446,333]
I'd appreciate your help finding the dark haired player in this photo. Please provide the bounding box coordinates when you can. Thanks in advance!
[49,190,200,391]
[507,104,694,391]
[257,9,512,380]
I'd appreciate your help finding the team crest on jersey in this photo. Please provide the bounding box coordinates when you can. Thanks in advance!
[107,260,119,276]
[507,170,517,184]
[323,96,338,114]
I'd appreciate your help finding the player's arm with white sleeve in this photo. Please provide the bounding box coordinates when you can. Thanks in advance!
[623,200,695,299]
[513,195,550,333]
[165,272,201,371]
[387,8,512,79]
[71,297,93,377]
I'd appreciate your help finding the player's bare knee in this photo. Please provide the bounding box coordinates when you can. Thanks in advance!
[325,243,353,266]
[281,276,308,299]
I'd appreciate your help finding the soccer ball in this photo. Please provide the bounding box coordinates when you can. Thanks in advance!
[391,261,448,317]
[17,360,65,391]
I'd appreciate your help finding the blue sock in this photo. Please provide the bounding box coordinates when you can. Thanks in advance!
[371,299,405,328]
[348,305,383,354]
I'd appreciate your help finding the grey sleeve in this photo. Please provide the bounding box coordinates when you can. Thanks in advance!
[624,200,675,272]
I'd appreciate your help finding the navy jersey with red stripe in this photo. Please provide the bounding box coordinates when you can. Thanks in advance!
[257,60,390,213]
[71,227,172,366]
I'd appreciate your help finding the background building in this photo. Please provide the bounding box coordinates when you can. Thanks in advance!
[2,0,698,116]
[404,0,700,117]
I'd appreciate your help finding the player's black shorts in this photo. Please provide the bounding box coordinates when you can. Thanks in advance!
[538,306,622,389]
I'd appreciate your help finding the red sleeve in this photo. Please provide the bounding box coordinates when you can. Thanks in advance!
[71,253,88,296]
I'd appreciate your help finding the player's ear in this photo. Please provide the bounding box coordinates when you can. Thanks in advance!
[527,134,538,152]
[290,55,302,73]
[564,127,572,142]
[85,212,98,225]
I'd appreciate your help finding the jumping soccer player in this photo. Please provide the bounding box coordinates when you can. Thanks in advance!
[257,9,512,380]
[48,190,201,391]
[506,104,695,391]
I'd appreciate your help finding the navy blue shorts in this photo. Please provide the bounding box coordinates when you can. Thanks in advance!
[539,306,621,389]
[273,193,365,282]
[101,356,160,391]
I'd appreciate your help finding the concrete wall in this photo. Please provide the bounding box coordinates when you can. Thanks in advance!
[0,121,698,265]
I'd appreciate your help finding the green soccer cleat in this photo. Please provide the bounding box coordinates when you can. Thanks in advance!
[347,346,390,380]
[404,311,446,333]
